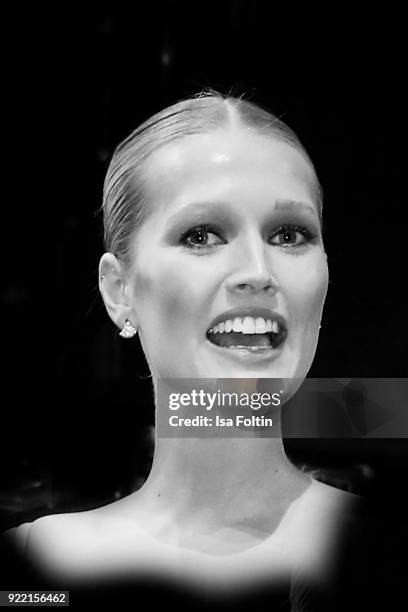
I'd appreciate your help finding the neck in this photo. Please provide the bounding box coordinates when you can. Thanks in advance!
[142,430,311,535]
[136,378,311,542]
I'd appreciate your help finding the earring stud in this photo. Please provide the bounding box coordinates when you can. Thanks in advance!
[119,319,137,338]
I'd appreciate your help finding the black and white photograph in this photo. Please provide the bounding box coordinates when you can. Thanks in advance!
[1,5,407,610]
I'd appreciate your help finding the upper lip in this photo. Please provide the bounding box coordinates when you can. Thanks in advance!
[207,306,287,333]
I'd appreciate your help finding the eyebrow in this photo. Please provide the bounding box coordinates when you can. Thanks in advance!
[167,199,319,223]
[167,201,233,223]
[274,199,318,215]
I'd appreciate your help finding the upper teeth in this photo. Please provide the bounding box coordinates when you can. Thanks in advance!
[209,317,280,334]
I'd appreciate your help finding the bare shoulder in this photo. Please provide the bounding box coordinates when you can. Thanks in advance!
[19,509,142,582]
[26,513,94,575]
[28,511,95,546]
[2,515,90,583]
[308,478,362,512]
[4,521,33,554]
[280,479,363,578]
[300,479,362,550]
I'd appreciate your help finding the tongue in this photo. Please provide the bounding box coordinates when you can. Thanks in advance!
[210,332,272,348]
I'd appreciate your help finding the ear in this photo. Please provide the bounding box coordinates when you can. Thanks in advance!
[98,252,137,331]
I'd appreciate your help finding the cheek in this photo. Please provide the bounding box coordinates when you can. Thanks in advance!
[133,254,211,338]
[285,256,328,322]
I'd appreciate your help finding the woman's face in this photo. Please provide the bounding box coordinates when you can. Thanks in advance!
[126,128,328,380]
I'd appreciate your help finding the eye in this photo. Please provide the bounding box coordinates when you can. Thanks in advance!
[269,224,313,248]
[180,224,226,249]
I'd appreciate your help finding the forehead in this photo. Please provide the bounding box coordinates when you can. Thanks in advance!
[142,128,317,211]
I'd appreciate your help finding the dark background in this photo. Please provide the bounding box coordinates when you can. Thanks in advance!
[1,6,407,590]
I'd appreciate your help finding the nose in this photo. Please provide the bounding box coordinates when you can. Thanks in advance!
[226,235,280,295]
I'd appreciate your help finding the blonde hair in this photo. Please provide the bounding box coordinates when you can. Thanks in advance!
[102,90,323,268]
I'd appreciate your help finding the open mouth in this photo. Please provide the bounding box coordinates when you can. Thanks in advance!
[206,313,287,353]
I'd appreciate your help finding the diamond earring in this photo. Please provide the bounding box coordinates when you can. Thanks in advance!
[119,319,137,338]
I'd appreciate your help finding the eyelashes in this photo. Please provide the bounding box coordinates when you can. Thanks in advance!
[269,224,315,247]
[179,223,316,251]
[179,224,226,249]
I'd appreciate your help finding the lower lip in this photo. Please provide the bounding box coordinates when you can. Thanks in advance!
[206,339,284,364]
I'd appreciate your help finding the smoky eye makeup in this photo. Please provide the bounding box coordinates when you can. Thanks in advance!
[163,200,322,250]
[267,224,316,249]
[164,204,236,245]
[178,223,227,250]
[175,219,319,253]
[265,208,321,241]
[166,218,226,241]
